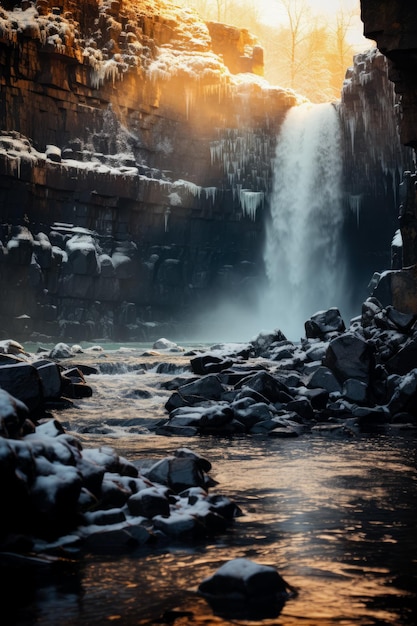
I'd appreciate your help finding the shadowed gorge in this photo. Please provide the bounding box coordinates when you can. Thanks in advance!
[0,0,414,342]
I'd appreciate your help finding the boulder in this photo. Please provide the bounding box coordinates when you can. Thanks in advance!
[0,361,44,411]
[305,308,346,339]
[176,374,225,401]
[198,558,294,619]
[0,388,30,438]
[6,228,33,266]
[305,365,342,393]
[144,455,207,492]
[342,378,368,404]
[32,359,63,399]
[127,486,170,518]
[190,354,234,375]
[66,234,100,276]
[236,371,292,403]
[323,332,374,383]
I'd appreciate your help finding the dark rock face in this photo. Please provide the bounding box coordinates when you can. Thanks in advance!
[360,0,417,314]
[361,0,417,149]
[339,47,414,305]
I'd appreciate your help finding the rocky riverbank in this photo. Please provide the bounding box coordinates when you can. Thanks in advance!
[1,296,417,561]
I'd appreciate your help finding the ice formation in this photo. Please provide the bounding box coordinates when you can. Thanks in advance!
[340,48,409,211]
[239,190,264,220]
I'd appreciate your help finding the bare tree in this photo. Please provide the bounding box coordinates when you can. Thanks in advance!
[334,8,356,77]
[278,0,312,89]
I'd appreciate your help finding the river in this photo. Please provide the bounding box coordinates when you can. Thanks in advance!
[6,343,417,626]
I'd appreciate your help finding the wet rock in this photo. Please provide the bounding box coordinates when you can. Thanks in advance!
[153,337,183,351]
[174,447,212,473]
[143,455,207,492]
[297,387,329,410]
[0,339,26,356]
[236,371,293,404]
[82,508,126,526]
[48,343,74,359]
[285,397,314,420]
[232,400,276,430]
[81,527,140,552]
[0,361,44,412]
[32,359,62,399]
[251,329,287,356]
[176,374,225,401]
[198,558,294,619]
[190,354,234,375]
[6,228,34,266]
[361,297,384,328]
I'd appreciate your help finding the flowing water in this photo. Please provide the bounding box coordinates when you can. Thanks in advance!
[263,102,350,340]
[5,344,417,626]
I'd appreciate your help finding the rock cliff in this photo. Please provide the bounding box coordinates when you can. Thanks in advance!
[0,0,298,341]
[360,0,417,314]
[339,47,414,301]
[0,0,413,342]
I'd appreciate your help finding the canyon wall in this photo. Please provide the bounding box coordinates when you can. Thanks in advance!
[360,0,417,314]
[0,0,298,341]
[0,0,413,342]
[339,46,414,305]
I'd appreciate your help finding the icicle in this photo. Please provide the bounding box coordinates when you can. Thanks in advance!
[164,207,171,233]
[204,187,216,204]
[239,190,264,220]
[210,141,223,165]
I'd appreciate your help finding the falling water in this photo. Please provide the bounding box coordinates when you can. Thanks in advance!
[262,101,348,340]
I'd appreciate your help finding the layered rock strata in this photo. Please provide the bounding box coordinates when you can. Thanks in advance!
[0,0,298,340]
[0,0,414,340]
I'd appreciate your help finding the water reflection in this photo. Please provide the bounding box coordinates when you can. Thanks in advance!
[4,433,417,625]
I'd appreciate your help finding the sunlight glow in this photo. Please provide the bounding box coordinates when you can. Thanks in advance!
[258,0,369,48]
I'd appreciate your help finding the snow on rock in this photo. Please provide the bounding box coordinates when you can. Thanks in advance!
[0,417,240,555]
[198,557,296,619]
[198,557,292,599]
[152,337,184,351]
[0,339,26,355]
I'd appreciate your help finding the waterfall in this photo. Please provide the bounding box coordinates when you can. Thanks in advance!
[262,102,348,340]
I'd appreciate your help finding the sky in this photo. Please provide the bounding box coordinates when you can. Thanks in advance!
[257,0,370,49]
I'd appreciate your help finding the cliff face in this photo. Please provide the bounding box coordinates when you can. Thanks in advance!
[339,47,414,300]
[360,0,417,314]
[0,0,413,342]
[0,0,298,341]
[361,0,417,149]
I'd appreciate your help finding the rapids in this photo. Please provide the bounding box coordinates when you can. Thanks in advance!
[5,343,417,626]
